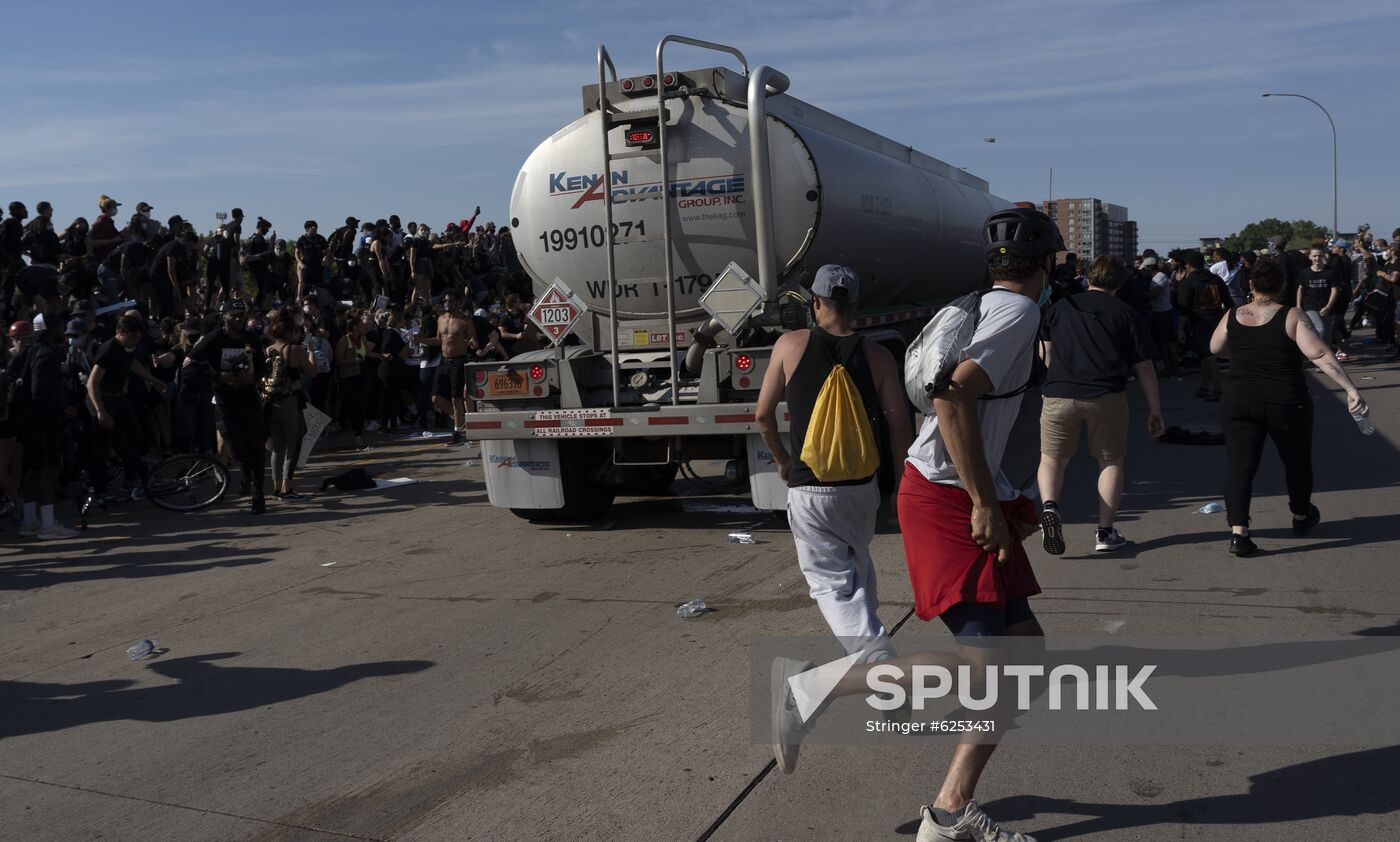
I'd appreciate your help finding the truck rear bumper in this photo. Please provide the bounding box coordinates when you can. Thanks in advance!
[465,403,789,439]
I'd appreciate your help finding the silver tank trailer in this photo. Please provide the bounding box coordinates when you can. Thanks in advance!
[509,67,1009,334]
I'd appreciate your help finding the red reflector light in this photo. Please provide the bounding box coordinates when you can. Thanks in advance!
[620,78,634,92]
[472,369,487,385]
[642,75,655,89]
[738,376,751,389]
[533,386,543,397]
[529,365,545,382]
[735,354,753,373]
[662,73,676,87]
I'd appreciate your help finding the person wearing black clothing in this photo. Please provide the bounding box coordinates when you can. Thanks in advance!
[1326,241,1353,352]
[172,319,215,454]
[1208,258,1367,557]
[295,221,327,302]
[10,316,82,539]
[1373,244,1400,354]
[206,225,232,305]
[152,230,197,318]
[2,202,28,301]
[1036,256,1165,555]
[471,309,505,362]
[85,315,167,500]
[1047,252,1081,303]
[326,216,359,298]
[99,224,148,302]
[22,207,62,267]
[243,218,276,306]
[375,309,411,432]
[1175,250,1228,400]
[1295,246,1338,350]
[190,301,268,513]
[497,294,527,357]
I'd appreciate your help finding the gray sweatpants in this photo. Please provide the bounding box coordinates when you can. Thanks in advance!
[786,479,888,659]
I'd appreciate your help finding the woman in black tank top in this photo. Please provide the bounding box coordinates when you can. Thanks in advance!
[1207,257,1367,557]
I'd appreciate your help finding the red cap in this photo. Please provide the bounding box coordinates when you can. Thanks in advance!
[8,320,33,338]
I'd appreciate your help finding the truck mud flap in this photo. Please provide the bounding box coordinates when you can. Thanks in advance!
[746,433,789,511]
[482,439,564,510]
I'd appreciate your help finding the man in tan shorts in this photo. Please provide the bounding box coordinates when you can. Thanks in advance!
[1036,256,1164,554]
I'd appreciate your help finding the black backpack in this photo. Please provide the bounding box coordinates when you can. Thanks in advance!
[328,225,355,261]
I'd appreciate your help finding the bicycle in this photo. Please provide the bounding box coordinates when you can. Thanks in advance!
[78,452,229,527]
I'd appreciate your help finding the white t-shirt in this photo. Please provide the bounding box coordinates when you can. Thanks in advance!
[906,288,1040,501]
[1210,260,1245,306]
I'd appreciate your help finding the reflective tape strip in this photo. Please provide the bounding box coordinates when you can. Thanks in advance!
[647,416,689,426]
[466,421,502,430]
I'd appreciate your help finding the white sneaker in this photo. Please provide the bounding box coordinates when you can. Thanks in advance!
[770,656,814,773]
[1095,527,1127,552]
[37,523,81,540]
[19,521,40,537]
[918,801,1037,842]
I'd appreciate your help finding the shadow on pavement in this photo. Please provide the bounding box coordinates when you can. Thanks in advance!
[964,745,1400,840]
[0,652,434,740]
[0,541,276,591]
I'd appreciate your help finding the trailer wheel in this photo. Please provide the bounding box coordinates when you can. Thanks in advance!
[620,464,679,496]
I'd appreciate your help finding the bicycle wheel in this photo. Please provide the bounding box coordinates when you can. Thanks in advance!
[146,454,229,512]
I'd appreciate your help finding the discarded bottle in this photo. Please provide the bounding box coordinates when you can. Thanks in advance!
[127,639,155,660]
[1197,502,1225,514]
[727,532,756,544]
[1352,413,1376,436]
[677,598,707,618]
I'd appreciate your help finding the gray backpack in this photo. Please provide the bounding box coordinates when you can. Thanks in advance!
[903,288,1039,414]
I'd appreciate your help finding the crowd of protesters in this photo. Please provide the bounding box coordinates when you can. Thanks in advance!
[1047,229,1400,403]
[1,195,545,539]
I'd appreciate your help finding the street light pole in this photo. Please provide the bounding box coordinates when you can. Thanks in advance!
[1263,92,1338,237]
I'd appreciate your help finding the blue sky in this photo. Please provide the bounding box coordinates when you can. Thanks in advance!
[5,0,1398,249]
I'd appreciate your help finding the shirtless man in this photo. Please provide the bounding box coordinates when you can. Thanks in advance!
[425,288,478,446]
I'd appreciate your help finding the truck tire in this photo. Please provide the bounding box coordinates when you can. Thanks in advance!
[512,441,615,522]
[620,464,679,496]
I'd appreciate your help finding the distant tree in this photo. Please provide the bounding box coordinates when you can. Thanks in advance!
[1224,218,1330,254]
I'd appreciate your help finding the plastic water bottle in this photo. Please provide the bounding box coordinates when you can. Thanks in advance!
[1197,502,1225,514]
[727,532,756,544]
[677,598,707,618]
[126,639,155,660]
[1352,412,1376,436]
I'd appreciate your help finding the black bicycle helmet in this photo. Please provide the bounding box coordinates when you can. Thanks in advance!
[984,206,1064,262]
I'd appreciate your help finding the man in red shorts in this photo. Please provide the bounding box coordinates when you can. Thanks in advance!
[773,206,1059,842]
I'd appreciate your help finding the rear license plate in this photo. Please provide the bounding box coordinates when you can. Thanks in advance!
[487,372,527,396]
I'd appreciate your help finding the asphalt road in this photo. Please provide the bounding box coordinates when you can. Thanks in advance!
[3,336,1398,841]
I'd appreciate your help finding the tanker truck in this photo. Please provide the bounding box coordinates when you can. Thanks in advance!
[465,35,1011,520]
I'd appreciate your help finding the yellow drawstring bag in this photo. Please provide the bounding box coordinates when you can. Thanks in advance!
[800,362,879,482]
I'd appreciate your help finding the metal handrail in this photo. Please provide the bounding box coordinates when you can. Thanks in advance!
[656,36,748,405]
[597,45,621,408]
[747,65,790,305]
